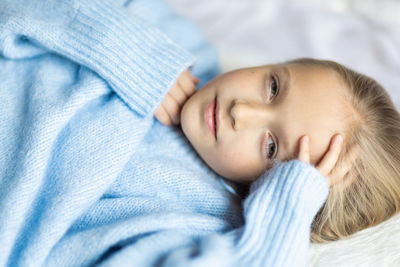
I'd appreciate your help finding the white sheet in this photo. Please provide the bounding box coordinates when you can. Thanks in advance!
[166,0,400,266]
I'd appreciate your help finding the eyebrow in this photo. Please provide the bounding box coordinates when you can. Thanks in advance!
[274,65,292,160]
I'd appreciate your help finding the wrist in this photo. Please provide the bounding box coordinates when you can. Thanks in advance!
[246,160,329,218]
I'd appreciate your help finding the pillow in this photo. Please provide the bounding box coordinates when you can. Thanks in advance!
[308,210,400,266]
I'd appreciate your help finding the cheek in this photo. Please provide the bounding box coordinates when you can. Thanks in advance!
[180,90,209,146]
[213,142,265,181]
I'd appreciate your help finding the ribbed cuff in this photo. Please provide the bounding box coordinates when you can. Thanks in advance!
[58,0,196,116]
[248,160,329,216]
[235,160,329,267]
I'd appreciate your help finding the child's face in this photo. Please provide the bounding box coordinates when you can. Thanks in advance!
[180,63,350,184]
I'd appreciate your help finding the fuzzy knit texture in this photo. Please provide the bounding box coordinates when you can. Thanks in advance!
[0,0,329,266]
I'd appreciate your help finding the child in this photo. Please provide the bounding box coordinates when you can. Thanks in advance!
[157,58,400,244]
[0,0,399,267]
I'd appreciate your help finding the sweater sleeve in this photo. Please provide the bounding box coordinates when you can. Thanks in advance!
[97,160,329,267]
[233,160,329,267]
[0,0,195,117]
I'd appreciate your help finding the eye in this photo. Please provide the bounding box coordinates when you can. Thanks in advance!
[267,75,279,101]
[264,134,278,160]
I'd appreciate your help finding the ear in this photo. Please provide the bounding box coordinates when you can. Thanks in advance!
[329,144,360,188]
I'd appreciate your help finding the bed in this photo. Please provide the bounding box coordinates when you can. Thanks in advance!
[165,0,400,266]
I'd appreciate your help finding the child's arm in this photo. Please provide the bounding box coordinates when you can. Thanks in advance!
[0,0,195,117]
[95,160,327,267]
[97,135,349,267]
[232,162,328,267]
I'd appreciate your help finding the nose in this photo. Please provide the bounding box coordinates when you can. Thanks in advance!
[229,99,274,130]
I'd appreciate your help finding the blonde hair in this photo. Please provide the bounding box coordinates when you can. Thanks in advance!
[287,58,400,243]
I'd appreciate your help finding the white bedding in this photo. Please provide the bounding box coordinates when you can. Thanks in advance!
[166,0,400,266]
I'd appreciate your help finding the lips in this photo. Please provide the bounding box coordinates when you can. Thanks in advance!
[205,97,217,139]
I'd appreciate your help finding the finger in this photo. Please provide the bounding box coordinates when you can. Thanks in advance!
[297,135,311,164]
[316,134,343,177]
[168,85,189,106]
[189,71,200,84]
[154,105,172,126]
[329,144,359,186]
[161,94,181,125]
[178,71,197,97]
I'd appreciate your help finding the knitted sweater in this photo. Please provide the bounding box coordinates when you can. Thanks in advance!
[0,0,329,266]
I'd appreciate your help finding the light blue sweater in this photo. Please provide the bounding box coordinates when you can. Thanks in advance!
[0,0,329,266]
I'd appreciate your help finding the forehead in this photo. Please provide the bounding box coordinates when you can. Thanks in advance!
[287,63,348,105]
[277,63,350,163]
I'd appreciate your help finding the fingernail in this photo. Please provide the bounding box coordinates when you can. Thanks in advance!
[304,136,309,144]
[337,135,343,144]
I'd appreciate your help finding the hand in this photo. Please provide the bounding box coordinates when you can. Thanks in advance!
[154,69,199,126]
[297,134,359,187]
